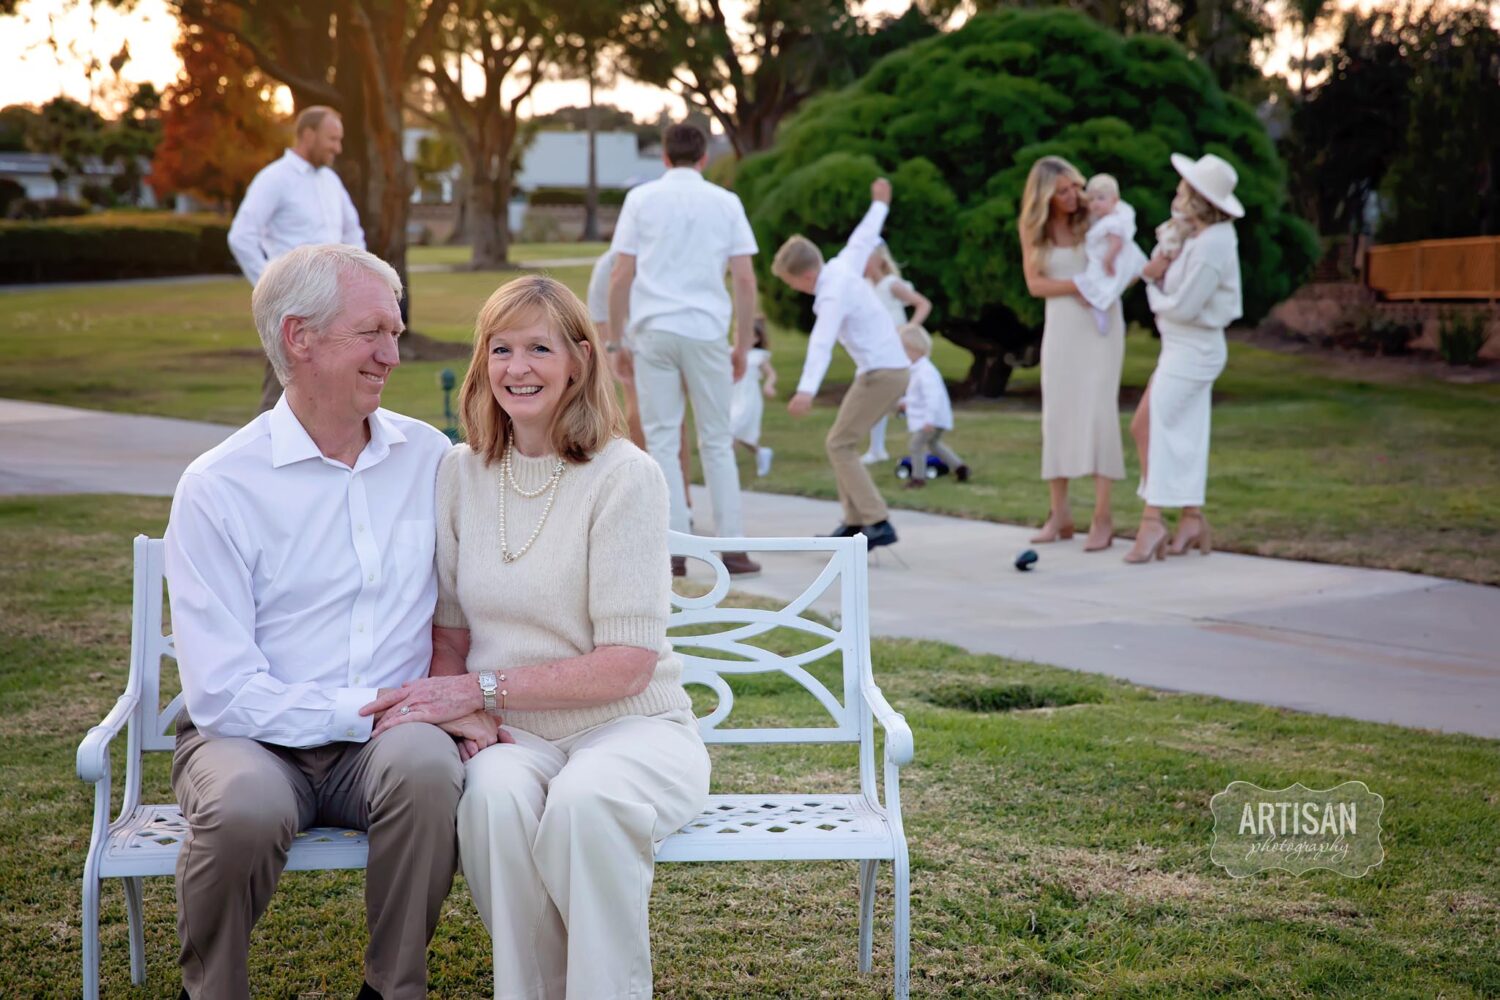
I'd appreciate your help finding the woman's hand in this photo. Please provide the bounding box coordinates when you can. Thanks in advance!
[440,710,514,761]
[362,673,483,737]
[1141,254,1170,283]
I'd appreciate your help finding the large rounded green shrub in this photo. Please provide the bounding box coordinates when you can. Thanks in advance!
[737,8,1319,395]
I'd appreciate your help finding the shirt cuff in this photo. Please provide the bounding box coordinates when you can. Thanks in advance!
[333,687,379,742]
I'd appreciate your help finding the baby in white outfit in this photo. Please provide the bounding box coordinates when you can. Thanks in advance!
[1074,173,1149,334]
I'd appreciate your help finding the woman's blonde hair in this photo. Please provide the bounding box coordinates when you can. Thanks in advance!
[868,243,902,281]
[459,275,624,465]
[1018,155,1088,252]
[1174,180,1234,231]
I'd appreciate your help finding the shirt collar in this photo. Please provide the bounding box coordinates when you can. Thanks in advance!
[662,166,703,183]
[282,148,318,174]
[269,395,408,470]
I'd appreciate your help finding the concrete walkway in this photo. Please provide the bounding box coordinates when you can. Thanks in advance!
[4,398,1496,739]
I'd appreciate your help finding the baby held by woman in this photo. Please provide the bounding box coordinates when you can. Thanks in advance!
[1075,173,1149,333]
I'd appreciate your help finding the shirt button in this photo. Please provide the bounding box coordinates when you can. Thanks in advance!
[368,572,376,583]
[357,624,365,633]
[346,729,356,737]
[356,524,365,534]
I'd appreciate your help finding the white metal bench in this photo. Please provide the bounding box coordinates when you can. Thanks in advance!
[78,532,913,998]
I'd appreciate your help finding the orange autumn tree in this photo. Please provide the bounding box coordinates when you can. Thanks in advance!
[150,12,285,208]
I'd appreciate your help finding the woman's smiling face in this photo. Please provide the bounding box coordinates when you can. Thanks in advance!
[487,317,584,446]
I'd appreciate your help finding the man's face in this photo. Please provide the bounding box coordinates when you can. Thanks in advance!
[303,116,344,168]
[298,269,403,422]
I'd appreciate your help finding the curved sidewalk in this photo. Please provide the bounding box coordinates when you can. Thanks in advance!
[3,397,1495,739]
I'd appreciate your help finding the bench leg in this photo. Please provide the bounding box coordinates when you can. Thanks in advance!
[81,871,101,1000]
[858,859,878,973]
[892,844,910,1000]
[124,876,146,986]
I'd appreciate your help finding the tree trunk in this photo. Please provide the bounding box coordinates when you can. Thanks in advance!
[446,171,470,245]
[943,319,1030,398]
[583,51,600,241]
[469,150,513,269]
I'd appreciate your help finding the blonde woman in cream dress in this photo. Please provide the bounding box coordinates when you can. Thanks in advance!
[1018,155,1127,552]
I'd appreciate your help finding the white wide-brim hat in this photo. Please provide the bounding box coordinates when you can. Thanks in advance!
[1171,152,1245,219]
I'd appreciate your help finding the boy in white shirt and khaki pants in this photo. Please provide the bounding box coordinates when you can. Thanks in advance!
[775,178,910,548]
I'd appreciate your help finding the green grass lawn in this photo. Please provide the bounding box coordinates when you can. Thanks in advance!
[3,495,1496,997]
[1,266,1496,583]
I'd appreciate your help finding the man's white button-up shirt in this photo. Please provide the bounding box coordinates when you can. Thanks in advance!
[164,397,451,747]
[795,201,911,396]
[609,167,758,341]
[227,149,366,285]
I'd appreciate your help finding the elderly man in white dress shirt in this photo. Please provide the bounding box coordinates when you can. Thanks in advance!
[229,106,367,414]
[606,122,761,577]
[164,244,484,1000]
[773,178,910,549]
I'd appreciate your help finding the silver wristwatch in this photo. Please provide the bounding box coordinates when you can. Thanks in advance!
[478,671,498,713]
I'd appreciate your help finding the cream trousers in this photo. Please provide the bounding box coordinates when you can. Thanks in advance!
[459,711,711,1000]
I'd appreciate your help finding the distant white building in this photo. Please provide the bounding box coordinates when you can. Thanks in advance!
[515,131,665,191]
[0,152,156,206]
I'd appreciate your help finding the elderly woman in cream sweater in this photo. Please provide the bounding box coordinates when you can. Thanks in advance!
[363,275,709,999]
[1126,153,1245,563]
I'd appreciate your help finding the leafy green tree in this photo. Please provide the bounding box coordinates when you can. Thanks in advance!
[737,8,1318,395]
[617,1,937,157]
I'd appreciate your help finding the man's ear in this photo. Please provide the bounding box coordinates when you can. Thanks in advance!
[282,316,313,365]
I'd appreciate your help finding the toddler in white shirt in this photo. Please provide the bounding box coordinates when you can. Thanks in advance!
[1074,173,1149,334]
[899,324,968,488]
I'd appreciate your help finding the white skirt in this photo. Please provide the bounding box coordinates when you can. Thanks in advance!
[1139,320,1227,508]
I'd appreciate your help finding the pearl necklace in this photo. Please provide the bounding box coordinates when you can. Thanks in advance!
[498,445,566,563]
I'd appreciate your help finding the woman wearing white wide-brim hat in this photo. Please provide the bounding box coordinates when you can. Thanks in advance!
[1124,153,1244,563]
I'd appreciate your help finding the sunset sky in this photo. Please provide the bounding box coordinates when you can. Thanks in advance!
[0,0,1449,123]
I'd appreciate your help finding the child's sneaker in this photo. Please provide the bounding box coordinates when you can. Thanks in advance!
[860,449,888,465]
[755,446,774,477]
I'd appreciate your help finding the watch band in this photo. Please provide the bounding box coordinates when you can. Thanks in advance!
[478,670,497,713]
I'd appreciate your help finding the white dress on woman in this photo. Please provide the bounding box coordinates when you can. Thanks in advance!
[1140,221,1242,507]
[1039,243,1126,480]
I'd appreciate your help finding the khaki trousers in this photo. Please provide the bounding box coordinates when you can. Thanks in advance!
[172,720,464,1000]
[633,329,745,537]
[458,711,711,1000]
[827,368,910,526]
[258,359,282,414]
[908,427,964,472]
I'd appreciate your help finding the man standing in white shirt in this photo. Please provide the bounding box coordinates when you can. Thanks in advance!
[606,123,761,577]
[164,245,481,1000]
[229,106,366,414]
[773,178,910,549]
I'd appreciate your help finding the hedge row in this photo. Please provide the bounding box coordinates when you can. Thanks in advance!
[0,216,238,284]
[526,186,628,208]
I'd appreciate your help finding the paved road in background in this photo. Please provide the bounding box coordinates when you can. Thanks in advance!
[4,397,1495,739]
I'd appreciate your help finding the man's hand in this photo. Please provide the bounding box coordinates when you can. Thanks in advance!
[362,673,483,737]
[731,345,748,383]
[787,392,814,417]
[610,344,634,382]
[440,711,513,762]
[871,177,892,204]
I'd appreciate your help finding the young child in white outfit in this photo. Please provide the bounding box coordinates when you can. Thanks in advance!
[730,318,777,477]
[899,323,968,488]
[1075,173,1149,334]
[862,244,931,465]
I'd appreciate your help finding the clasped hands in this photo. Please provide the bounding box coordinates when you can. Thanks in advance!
[360,674,516,761]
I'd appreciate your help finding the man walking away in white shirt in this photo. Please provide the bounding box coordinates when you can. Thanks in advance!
[774,178,910,549]
[229,106,366,414]
[164,244,483,1000]
[607,123,761,577]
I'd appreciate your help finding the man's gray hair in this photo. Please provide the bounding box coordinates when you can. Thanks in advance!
[251,244,402,385]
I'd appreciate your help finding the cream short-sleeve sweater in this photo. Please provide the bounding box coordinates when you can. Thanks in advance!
[434,436,692,741]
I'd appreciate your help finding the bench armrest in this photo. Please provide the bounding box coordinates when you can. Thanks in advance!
[862,679,914,766]
[76,689,140,783]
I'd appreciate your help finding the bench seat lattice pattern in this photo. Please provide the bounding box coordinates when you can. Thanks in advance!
[78,533,912,998]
